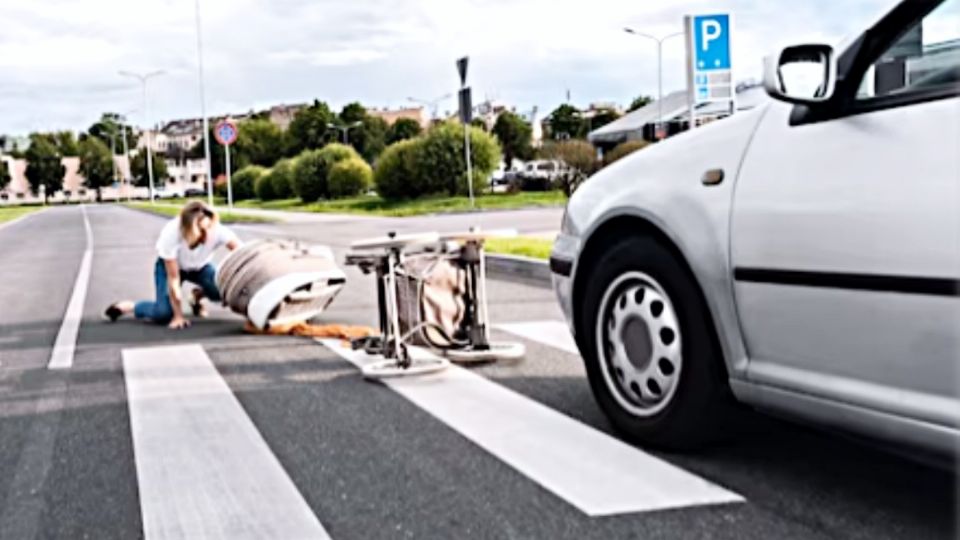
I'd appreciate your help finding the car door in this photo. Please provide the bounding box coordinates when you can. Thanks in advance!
[730,0,959,428]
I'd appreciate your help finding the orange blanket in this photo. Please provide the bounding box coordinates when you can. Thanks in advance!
[243,320,377,340]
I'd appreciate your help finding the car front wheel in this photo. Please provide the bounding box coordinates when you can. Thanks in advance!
[579,235,732,449]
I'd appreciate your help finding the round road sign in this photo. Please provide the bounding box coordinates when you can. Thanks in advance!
[214,119,238,146]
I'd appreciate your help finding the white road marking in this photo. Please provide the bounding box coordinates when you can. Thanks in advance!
[497,320,579,355]
[48,205,93,370]
[319,339,744,516]
[123,345,330,540]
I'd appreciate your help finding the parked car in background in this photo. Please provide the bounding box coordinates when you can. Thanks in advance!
[518,160,565,191]
[550,0,959,453]
[183,187,207,198]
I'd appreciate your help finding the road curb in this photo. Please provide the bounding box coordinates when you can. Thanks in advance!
[486,254,552,288]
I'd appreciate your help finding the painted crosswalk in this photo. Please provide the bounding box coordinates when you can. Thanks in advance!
[123,345,330,540]
[496,320,579,354]
[318,337,744,516]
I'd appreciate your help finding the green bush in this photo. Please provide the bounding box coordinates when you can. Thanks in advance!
[411,123,501,197]
[228,166,265,201]
[604,140,649,166]
[292,144,361,202]
[255,172,275,201]
[328,158,373,198]
[373,139,419,199]
[267,158,295,199]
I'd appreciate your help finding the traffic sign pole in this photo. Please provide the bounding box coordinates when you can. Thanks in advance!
[214,119,239,210]
[457,57,474,209]
[225,144,233,209]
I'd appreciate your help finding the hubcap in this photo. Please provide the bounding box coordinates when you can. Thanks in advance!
[595,271,682,417]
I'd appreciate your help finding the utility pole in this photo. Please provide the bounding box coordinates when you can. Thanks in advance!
[195,0,214,206]
[624,28,683,140]
[119,70,164,203]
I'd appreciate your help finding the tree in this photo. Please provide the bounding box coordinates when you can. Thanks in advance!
[540,140,599,196]
[267,158,296,199]
[130,148,168,188]
[492,111,533,168]
[88,113,139,153]
[286,100,336,155]
[628,95,654,112]
[590,109,621,131]
[78,137,114,201]
[373,139,419,199]
[547,104,586,140]
[25,135,65,202]
[292,144,361,202]
[328,158,373,198]
[0,159,10,192]
[339,102,367,124]
[54,131,80,157]
[603,140,649,166]
[236,118,285,167]
[386,118,422,144]
[219,166,263,201]
[413,122,501,197]
[348,116,388,163]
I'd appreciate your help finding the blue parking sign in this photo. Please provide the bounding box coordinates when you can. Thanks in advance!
[693,14,730,71]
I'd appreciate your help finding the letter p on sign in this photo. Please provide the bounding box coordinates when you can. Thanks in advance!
[701,20,722,51]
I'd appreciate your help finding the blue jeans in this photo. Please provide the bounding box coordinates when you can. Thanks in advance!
[134,258,221,324]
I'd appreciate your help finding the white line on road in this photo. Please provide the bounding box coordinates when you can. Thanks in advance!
[123,345,330,540]
[48,205,93,370]
[319,339,744,516]
[496,320,579,355]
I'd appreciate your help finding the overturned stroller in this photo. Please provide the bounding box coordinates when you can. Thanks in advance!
[217,239,347,330]
[347,230,525,379]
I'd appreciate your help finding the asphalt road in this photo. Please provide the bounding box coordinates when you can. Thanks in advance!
[0,204,955,540]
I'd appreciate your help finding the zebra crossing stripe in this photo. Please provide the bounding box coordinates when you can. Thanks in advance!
[319,339,744,516]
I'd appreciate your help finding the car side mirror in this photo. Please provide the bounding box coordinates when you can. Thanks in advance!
[763,44,837,105]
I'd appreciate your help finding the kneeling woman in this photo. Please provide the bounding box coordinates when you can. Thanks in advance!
[105,201,241,330]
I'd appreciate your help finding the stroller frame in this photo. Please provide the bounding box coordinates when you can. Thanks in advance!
[347,230,524,380]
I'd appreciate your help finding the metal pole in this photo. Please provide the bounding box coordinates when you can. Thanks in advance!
[225,143,233,209]
[464,120,474,208]
[657,40,663,138]
[143,81,156,204]
[195,0,214,207]
[120,117,130,201]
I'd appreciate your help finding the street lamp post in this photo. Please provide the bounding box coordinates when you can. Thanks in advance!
[119,109,137,201]
[327,122,362,145]
[119,70,164,203]
[407,94,453,121]
[624,28,683,139]
[195,0,214,207]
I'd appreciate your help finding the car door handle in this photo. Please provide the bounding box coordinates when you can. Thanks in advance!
[702,168,724,186]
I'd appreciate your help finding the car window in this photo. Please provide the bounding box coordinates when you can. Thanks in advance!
[856,0,959,100]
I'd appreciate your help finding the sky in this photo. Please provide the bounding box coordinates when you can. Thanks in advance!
[0,0,899,135]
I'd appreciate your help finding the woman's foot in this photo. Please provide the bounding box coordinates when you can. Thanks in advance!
[103,301,134,322]
[191,289,208,318]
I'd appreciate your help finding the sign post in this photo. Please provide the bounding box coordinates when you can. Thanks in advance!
[457,56,475,209]
[214,119,238,209]
[684,14,734,130]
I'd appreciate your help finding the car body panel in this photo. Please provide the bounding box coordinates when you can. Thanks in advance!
[553,105,770,378]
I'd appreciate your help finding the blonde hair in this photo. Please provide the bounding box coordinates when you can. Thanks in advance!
[180,201,218,244]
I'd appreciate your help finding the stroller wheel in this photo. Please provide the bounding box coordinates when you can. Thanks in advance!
[446,342,526,364]
[361,356,449,380]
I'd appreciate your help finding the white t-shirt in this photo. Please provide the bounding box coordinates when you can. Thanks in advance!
[155,218,239,271]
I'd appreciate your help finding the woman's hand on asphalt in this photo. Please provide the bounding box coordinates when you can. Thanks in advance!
[168,316,191,330]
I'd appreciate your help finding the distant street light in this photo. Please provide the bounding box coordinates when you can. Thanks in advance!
[119,70,164,203]
[407,94,453,121]
[195,0,214,206]
[327,121,362,144]
[624,28,683,139]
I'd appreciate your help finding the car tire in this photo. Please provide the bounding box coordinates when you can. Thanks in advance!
[579,235,733,450]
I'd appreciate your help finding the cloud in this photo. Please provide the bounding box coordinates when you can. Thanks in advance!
[0,0,898,135]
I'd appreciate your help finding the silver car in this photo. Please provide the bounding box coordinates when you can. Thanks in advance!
[551,0,959,451]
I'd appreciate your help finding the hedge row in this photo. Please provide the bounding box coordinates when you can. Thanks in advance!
[374,123,500,200]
